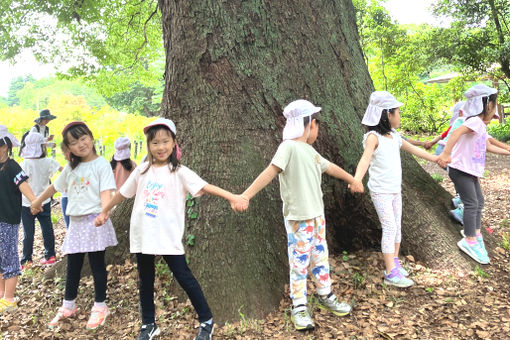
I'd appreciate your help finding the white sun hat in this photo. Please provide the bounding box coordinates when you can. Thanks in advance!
[362,91,403,126]
[462,84,498,118]
[21,132,45,158]
[143,117,177,135]
[449,101,465,126]
[113,137,131,161]
[282,99,321,140]
[0,125,21,147]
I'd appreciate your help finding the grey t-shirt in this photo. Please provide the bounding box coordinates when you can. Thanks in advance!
[271,140,330,221]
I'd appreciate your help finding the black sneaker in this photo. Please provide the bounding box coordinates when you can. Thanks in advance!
[194,322,214,340]
[137,323,160,340]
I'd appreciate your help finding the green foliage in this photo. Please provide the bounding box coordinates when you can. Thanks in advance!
[502,232,510,250]
[431,173,444,183]
[106,81,161,116]
[185,234,195,247]
[474,265,490,278]
[488,122,510,142]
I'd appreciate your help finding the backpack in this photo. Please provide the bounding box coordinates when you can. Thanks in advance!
[19,124,41,157]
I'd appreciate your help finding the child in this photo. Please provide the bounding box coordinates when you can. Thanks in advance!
[438,84,510,264]
[352,91,438,288]
[60,142,71,229]
[31,121,117,330]
[20,132,62,269]
[425,101,466,156]
[0,125,38,313]
[236,100,362,331]
[110,136,137,191]
[95,118,246,340]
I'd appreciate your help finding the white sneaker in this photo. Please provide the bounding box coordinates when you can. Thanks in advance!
[317,293,351,316]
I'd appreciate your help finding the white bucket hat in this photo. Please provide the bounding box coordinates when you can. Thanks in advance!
[449,101,465,126]
[0,125,21,147]
[462,84,498,118]
[282,99,321,140]
[21,132,45,158]
[113,137,131,161]
[362,91,403,126]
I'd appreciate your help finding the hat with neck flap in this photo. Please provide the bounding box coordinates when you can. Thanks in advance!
[282,99,321,140]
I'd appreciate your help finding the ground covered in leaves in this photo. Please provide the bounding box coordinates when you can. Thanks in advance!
[1,153,509,339]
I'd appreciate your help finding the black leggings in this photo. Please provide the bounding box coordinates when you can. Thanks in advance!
[136,253,212,324]
[65,251,107,302]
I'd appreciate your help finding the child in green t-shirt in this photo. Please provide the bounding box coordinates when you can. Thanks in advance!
[235,99,363,331]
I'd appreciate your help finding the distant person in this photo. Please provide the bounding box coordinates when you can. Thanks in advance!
[19,132,63,269]
[110,137,137,191]
[352,91,438,288]
[31,109,57,148]
[0,125,38,314]
[59,142,71,229]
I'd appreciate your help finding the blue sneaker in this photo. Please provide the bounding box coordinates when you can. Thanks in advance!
[457,238,489,264]
[452,195,462,208]
[393,257,409,277]
[460,230,488,258]
[449,205,464,225]
[384,267,414,288]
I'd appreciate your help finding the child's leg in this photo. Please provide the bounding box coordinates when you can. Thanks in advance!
[474,179,484,234]
[448,168,479,238]
[309,216,331,296]
[0,223,21,301]
[164,255,213,323]
[20,206,36,264]
[88,251,107,303]
[370,192,399,273]
[136,253,156,324]
[285,219,313,307]
[64,253,85,301]
[393,193,403,258]
[37,202,56,260]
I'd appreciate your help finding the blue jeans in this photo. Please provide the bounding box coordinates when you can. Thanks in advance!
[61,196,70,229]
[21,202,56,264]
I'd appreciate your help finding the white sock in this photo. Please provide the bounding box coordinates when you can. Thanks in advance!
[63,299,76,310]
[94,301,107,308]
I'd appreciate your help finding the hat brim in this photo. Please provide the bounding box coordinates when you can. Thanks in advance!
[35,115,56,123]
[143,121,176,135]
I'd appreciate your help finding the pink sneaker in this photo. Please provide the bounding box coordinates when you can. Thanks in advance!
[48,306,77,329]
[40,256,57,265]
[86,305,110,330]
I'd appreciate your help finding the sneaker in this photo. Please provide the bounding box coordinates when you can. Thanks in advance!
[449,206,464,225]
[137,323,161,340]
[317,293,351,316]
[457,238,490,264]
[48,306,77,329]
[86,305,110,330]
[452,195,462,208]
[393,257,409,277]
[290,306,314,331]
[194,322,214,340]
[384,267,414,288]
[21,260,33,271]
[0,298,18,313]
[40,256,57,265]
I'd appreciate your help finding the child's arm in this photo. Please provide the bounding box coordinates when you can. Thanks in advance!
[424,135,442,150]
[351,133,378,192]
[488,138,510,153]
[487,140,510,155]
[95,191,127,226]
[242,164,281,201]
[437,125,471,167]
[19,182,39,214]
[325,163,363,193]
[404,138,425,148]
[401,140,438,162]
[31,184,57,214]
[200,184,249,211]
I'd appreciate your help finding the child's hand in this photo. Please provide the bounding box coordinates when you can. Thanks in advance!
[424,141,433,150]
[94,212,109,227]
[348,179,364,193]
[437,152,451,168]
[30,200,42,215]
[231,195,249,212]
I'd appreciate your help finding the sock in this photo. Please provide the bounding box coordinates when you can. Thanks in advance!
[94,301,107,308]
[476,233,482,238]
[466,238,477,245]
[63,299,76,310]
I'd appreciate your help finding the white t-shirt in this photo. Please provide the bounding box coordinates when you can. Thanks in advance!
[20,158,61,206]
[363,130,403,194]
[119,163,207,255]
[54,157,116,216]
[30,125,49,141]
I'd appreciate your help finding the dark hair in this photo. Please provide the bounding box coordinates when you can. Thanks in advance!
[303,113,320,128]
[480,93,498,119]
[63,124,97,169]
[0,137,13,171]
[368,108,396,135]
[142,125,180,174]
[111,158,134,172]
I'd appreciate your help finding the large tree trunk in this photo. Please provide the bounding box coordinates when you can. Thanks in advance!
[86,0,481,323]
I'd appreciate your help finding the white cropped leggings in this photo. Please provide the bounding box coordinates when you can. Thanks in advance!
[370,192,402,254]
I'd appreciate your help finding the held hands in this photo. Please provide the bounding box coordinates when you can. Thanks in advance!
[437,152,451,168]
[30,200,43,215]
[348,179,364,194]
[94,212,109,227]
[230,194,249,212]
[424,141,434,150]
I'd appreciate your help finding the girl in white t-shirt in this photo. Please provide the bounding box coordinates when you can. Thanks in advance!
[438,84,510,265]
[20,132,62,269]
[31,121,117,331]
[95,118,246,340]
[352,91,438,288]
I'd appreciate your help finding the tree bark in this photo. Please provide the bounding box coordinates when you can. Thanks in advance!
[90,0,482,323]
